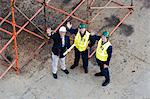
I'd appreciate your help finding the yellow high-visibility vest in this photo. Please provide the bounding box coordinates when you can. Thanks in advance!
[74,31,90,52]
[96,39,111,61]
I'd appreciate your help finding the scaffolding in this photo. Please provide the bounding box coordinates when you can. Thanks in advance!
[0,0,134,79]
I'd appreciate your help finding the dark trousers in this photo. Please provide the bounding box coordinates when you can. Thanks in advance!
[73,47,88,70]
[96,58,110,81]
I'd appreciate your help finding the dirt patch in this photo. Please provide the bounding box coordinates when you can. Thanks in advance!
[120,24,134,36]
[100,15,134,36]
[63,0,71,4]
[105,15,120,27]
[0,0,10,17]
[143,0,150,9]
[140,0,150,10]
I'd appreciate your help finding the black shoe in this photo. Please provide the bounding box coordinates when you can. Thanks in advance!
[61,69,69,74]
[70,65,77,69]
[102,80,110,86]
[94,72,103,76]
[84,69,88,73]
[53,73,57,79]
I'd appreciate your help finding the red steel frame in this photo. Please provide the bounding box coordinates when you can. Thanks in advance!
[88,0,134,58]
[0,0,134,79]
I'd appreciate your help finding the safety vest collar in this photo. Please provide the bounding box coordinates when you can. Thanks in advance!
[74,31,90,52]
[96,38,111,61]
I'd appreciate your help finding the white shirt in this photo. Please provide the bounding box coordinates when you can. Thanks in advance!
[62,37,65,47]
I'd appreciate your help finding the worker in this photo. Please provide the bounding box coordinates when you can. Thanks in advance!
[66,22,95,73]
[94,31,112,86]
[47,26,70,79]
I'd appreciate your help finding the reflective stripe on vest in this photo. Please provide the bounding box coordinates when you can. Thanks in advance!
[96,39,111,61]
[74,31,90,52]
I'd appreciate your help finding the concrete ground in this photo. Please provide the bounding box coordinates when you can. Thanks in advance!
[0,0,150,99]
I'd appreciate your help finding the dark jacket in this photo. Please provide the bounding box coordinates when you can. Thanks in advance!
[49,33,71,58]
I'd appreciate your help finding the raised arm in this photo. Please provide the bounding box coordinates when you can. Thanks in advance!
[66,36,71,49]
[46,27,56,39]
[66,22,78,35]
[89,31,101,47]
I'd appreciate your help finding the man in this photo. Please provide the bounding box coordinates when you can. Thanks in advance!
[47,26,70,79]
[67,22,95,73]
[94,31,112,86]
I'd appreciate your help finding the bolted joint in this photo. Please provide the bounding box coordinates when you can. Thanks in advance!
[129,8,134,13]
[10,0,15,8]
[41,0,46,6]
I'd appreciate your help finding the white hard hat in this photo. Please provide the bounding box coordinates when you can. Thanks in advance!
[59,26,67,32]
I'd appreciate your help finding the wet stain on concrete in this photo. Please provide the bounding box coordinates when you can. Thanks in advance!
[143,0,150,8]
[140,0,150,10]
[100,15,134,37]
[104,15,120,27]
[120,24,134,36]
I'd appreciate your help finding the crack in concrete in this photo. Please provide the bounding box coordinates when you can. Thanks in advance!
[34,74,46,83]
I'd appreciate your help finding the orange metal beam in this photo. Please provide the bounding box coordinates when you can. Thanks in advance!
[21,41,46,69]
[111,0,125,6]
[110,10,133,35]
[0,0,134,79]
[0,59,16,79]
[14,0,51,36]
[0,54,17,71]
[89,0,95,7]
[0,0,51,79]
[0,36,14,55]
[0,17,45,40]
[37,0,87,23]
[90,6,134,9]
[10,0,20,74]
[88,10,133,58]
[54,0,86,32]
[0,28,12,35]
[0,0,51,54]
[89,0,112,23]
